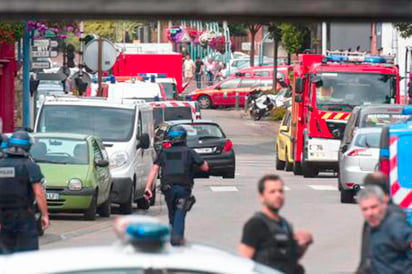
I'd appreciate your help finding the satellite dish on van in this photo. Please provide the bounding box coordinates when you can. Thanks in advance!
[83,39,117,73]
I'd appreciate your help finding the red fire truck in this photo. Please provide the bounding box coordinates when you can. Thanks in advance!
[290,52,400,177]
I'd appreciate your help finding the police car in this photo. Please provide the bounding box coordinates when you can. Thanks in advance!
[0,216,281,274]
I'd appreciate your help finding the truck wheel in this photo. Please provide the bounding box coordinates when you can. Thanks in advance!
[293,161,303,175]
[303,161,319,178]
[97,192,112,218]
[340,189,355,203]
[285,149,293,171]
[84,191,98,221]
[119,185,134,214]
[198,95,212,109]
[275,147,286,170]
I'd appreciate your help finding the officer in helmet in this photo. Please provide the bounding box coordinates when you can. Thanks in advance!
[144,125,209,245]
[0,131,49,254]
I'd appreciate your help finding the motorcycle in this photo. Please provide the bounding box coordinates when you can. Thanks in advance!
[249,93,278,121]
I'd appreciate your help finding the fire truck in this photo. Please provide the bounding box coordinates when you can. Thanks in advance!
[290,52,400,177]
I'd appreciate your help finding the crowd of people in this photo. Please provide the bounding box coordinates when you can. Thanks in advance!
[183,55,226,90]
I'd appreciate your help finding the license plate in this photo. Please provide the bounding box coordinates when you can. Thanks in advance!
[194,147,214,154]
[46,192,60,200]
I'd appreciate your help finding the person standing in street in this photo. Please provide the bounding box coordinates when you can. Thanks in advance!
[356,185,412,274]
[183,54,195,88]
[356,172,406,274]
[239,174,313,274]
[194,56,204,89]
[205,58,216,86]
[144,125,209,246]
[0,131,49,254]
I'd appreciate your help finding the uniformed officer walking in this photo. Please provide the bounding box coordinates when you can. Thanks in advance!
[145,125,209,245]
[0,131,49,254]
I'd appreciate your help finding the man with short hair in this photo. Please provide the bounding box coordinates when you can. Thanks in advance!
[239,174,313,274]
[356,172,406,274]
[357,185,411,274]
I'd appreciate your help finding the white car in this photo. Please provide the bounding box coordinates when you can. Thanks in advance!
[0,216,281,274]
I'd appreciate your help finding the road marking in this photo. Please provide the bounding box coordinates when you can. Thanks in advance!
[308,185,337,191]
[284,186,291,191]
[210,186,238,192]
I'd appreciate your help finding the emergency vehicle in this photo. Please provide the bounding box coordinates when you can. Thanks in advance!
[379,107,412,224]
[290,52,400,177]
[149,100,201,128]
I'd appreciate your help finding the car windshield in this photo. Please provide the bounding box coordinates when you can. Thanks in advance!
[31,137,89,165]
[315,72,397,111]
[171,123,225,141]
[361,113,409,127]
[37,105,135,142]
[354,132,381,148]
[153,107,192,127]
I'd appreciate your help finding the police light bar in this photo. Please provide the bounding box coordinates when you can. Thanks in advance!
[402,106,412,115]
[114,216,170,248]
[326,55,388,63]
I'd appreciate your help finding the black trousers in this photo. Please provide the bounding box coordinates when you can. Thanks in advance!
[0,209,38,254]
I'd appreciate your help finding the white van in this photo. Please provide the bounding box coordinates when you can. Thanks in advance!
[34,96,156,213]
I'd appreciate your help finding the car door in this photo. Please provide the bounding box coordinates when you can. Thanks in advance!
[217,78,241,106]
[91,138,110,205]
[135,111,145,192]
[95,138,112,201]
[277,112,291,161]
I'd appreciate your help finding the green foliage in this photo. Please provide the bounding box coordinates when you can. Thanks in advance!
[0,22,24,43]
[394,23,412,38]
[84,20,142,42]
[228,24,248,36]
[271,107,286,121]
[279,23,308,54]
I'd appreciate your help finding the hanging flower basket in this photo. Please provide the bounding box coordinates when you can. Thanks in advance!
[27,21,80,40]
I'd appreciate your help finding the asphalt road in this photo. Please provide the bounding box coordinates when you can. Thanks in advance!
[40,109,363,274]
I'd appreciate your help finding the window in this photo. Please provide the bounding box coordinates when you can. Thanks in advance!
[254,71,270,77]
[239,79,258,88]
[92,140,103,162]
[59,269,144,274]
[361,113,409,128]
[219,79,240,89]
[354,132,381,148]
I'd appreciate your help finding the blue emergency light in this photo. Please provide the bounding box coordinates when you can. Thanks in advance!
[402,106,412,115]
[326,55,388,64]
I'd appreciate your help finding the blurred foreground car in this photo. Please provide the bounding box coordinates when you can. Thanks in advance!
[0,216,281,274]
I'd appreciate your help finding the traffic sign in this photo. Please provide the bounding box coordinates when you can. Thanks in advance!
[83,39,117,72]
[32,39,59,58]
[32,62,50,69]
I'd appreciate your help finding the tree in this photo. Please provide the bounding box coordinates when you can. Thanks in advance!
[228,24,248,36]
[279,23,308,56]
[248,24,262,67]
[84,20,142,42]
[395,22,412,38]
[268,23,282,91]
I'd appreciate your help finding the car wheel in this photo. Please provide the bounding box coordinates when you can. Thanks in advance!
[84,191,98,221]
[275,147,285,170]
[303,161,319,178]
[119,185,134,214]
[285,149,293,172]
[293,161,303,175]
[340,189,355,203]
[223,169,235,179]
[97,191,112,218]
[198,95,212,109]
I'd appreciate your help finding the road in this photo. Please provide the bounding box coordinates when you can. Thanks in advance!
[40,109,363,274]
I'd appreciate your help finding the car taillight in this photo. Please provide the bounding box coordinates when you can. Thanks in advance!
[162,142,172,149]
[223,139,233,152]
[348,148,367,156]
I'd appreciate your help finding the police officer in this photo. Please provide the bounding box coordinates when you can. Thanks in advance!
[144,125,209,245]
[0,131,49,254]
[239,175,313,274]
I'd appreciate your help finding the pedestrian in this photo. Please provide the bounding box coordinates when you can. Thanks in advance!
[356,185,411,274]
[239,174,313,274]
[144,125,209,246]
[205,58,216,86]
[0,131,49,254]
[194,56,204,89]
[356,172,406,274]
[183,55,195,88]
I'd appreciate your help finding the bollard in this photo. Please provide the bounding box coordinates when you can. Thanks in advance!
[235,92,239,110]
[244,95,248,112]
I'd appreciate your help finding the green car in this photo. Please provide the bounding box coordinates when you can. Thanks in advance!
[31,133,112,220]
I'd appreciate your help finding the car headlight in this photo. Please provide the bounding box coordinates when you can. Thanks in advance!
[68,178,82,191]
[110,151,129,169]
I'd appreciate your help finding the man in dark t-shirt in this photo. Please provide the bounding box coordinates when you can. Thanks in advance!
[195,57,204,89]
[239,175,313,274]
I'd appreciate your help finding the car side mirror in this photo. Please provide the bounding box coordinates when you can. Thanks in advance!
[140,133,150,149]
[341,144,348,153]
[295,78,304,94]
[280,125,288,132]
[95,159,109,167]
[295,94,302,103]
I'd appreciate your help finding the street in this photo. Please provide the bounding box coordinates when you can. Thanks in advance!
[40,109,363,274]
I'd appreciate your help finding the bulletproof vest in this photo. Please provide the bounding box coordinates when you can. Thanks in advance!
[0,156,32,209]
[161,146,194,187]
[253,213,300,274]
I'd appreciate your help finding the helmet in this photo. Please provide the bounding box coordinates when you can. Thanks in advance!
[167,125,187,145]
[8,131,32,152]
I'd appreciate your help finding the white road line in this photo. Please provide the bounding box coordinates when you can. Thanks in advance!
[308,185,337,191]
[210,186,239,192]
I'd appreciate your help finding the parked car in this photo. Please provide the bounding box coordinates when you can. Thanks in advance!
[339,105,408,158]
[186,77,272,109]
[34,96,156,213]
[154,120,235,178]
[31,133,112,220]
[276,107,293,171]
[0,216,280,274]
[338,128,382,203]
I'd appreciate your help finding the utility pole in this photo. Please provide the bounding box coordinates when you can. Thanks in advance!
[23,21,31,128]
[322,22,327,55]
